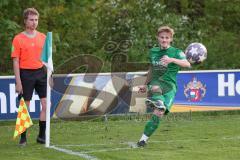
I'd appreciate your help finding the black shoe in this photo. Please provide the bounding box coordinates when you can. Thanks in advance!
[19,137,27,147]
[36,136,45,144]
[137,140,146,147]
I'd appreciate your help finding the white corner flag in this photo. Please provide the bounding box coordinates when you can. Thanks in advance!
[42,32,53,72]
[41,32,53,147]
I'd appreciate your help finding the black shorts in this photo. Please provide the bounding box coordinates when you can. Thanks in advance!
[20,66,47,101]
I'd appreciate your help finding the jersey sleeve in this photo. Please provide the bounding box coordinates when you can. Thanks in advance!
[11,36,21,58]
[176,50,186,60]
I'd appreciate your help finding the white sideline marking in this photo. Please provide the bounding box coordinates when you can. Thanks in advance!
[56,143,108,147]
[222,136,240,140]
[50,136,240,159]
[82,147,134,154]
[55,142,138,148]
[54,136,240,148]
[55,136,240,148]
[50,145,99,160]
[126,142,138,148]
[55,142,137,147]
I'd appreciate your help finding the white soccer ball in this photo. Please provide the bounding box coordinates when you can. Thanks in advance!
[185,43,207,64]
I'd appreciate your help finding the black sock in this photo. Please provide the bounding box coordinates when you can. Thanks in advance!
[21,130,27,139]
[39,121,46,138]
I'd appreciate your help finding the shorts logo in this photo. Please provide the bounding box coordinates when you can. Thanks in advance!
[184,77,206,102]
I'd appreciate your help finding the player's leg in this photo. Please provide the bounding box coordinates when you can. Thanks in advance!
[162,89,176,115]
[148,84,176,114]
[19,69,36,146]
[35,98,46,144]
[137,85,165,147]
[35,67,47,144]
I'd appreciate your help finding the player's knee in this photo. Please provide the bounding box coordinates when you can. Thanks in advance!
[151,85,162,93]
[153,109,165,118]
[40,98,47,112]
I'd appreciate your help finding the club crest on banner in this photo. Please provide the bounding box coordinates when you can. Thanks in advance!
[184,77,206,102]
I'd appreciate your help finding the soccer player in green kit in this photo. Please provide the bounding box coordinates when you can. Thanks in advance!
[137,26,191,147]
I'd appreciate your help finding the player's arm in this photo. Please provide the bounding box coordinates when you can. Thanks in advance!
[160,55,191,68]
[13,57,23,94]
[145,66,152,84]
[138,67,152,93]
[11,37,23,94]
[139,49,154,93]
[170,58,191,68]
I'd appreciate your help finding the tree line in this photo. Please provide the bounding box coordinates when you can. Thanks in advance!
[0,0,239,75]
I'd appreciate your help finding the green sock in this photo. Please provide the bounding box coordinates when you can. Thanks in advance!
[144,114,160,137]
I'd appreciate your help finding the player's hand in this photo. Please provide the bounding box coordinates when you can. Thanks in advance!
[138,85,147,93]
[160,55,173,65]
[16,82,23,94]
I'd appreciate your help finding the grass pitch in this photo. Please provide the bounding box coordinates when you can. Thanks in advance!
[0,111,240,160]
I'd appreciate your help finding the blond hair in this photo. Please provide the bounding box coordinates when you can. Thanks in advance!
[23,8,39,20]
[157,26,174,37]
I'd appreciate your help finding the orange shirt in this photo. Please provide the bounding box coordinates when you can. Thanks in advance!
[11,31,46,69]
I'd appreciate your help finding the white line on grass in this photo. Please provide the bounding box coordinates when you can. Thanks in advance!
[50,145,99,160]
[82,147,135,154]
[50,136,240,159]
[55,142,138,148]
[55,143,108,147]
[54,136,240,148]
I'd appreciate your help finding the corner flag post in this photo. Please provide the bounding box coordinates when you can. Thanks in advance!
[41,32,53,147]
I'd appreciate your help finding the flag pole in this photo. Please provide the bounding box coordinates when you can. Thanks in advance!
[45,32,52,147]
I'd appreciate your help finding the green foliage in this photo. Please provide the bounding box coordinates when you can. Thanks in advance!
[0,0,239,75]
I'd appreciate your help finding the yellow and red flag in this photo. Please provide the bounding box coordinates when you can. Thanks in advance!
[13,97,33,139]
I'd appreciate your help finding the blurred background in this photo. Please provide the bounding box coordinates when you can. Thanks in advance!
[0,0,239,75]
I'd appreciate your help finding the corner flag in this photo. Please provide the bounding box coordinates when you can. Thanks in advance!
[41,32,53,72]
[13,97,33,139]
[41,32,53,147]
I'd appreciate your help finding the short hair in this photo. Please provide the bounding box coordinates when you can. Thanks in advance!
[23,8,39,20]
[157,26,174,37]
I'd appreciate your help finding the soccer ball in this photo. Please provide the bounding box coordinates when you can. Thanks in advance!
[185,43,207,64]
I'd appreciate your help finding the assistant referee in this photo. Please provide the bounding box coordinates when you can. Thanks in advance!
[11,8,47,146]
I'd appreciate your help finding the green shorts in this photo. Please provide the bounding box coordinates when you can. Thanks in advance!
[148,80,176,114]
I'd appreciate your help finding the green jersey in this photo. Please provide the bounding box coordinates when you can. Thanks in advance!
[149,46,186,93]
